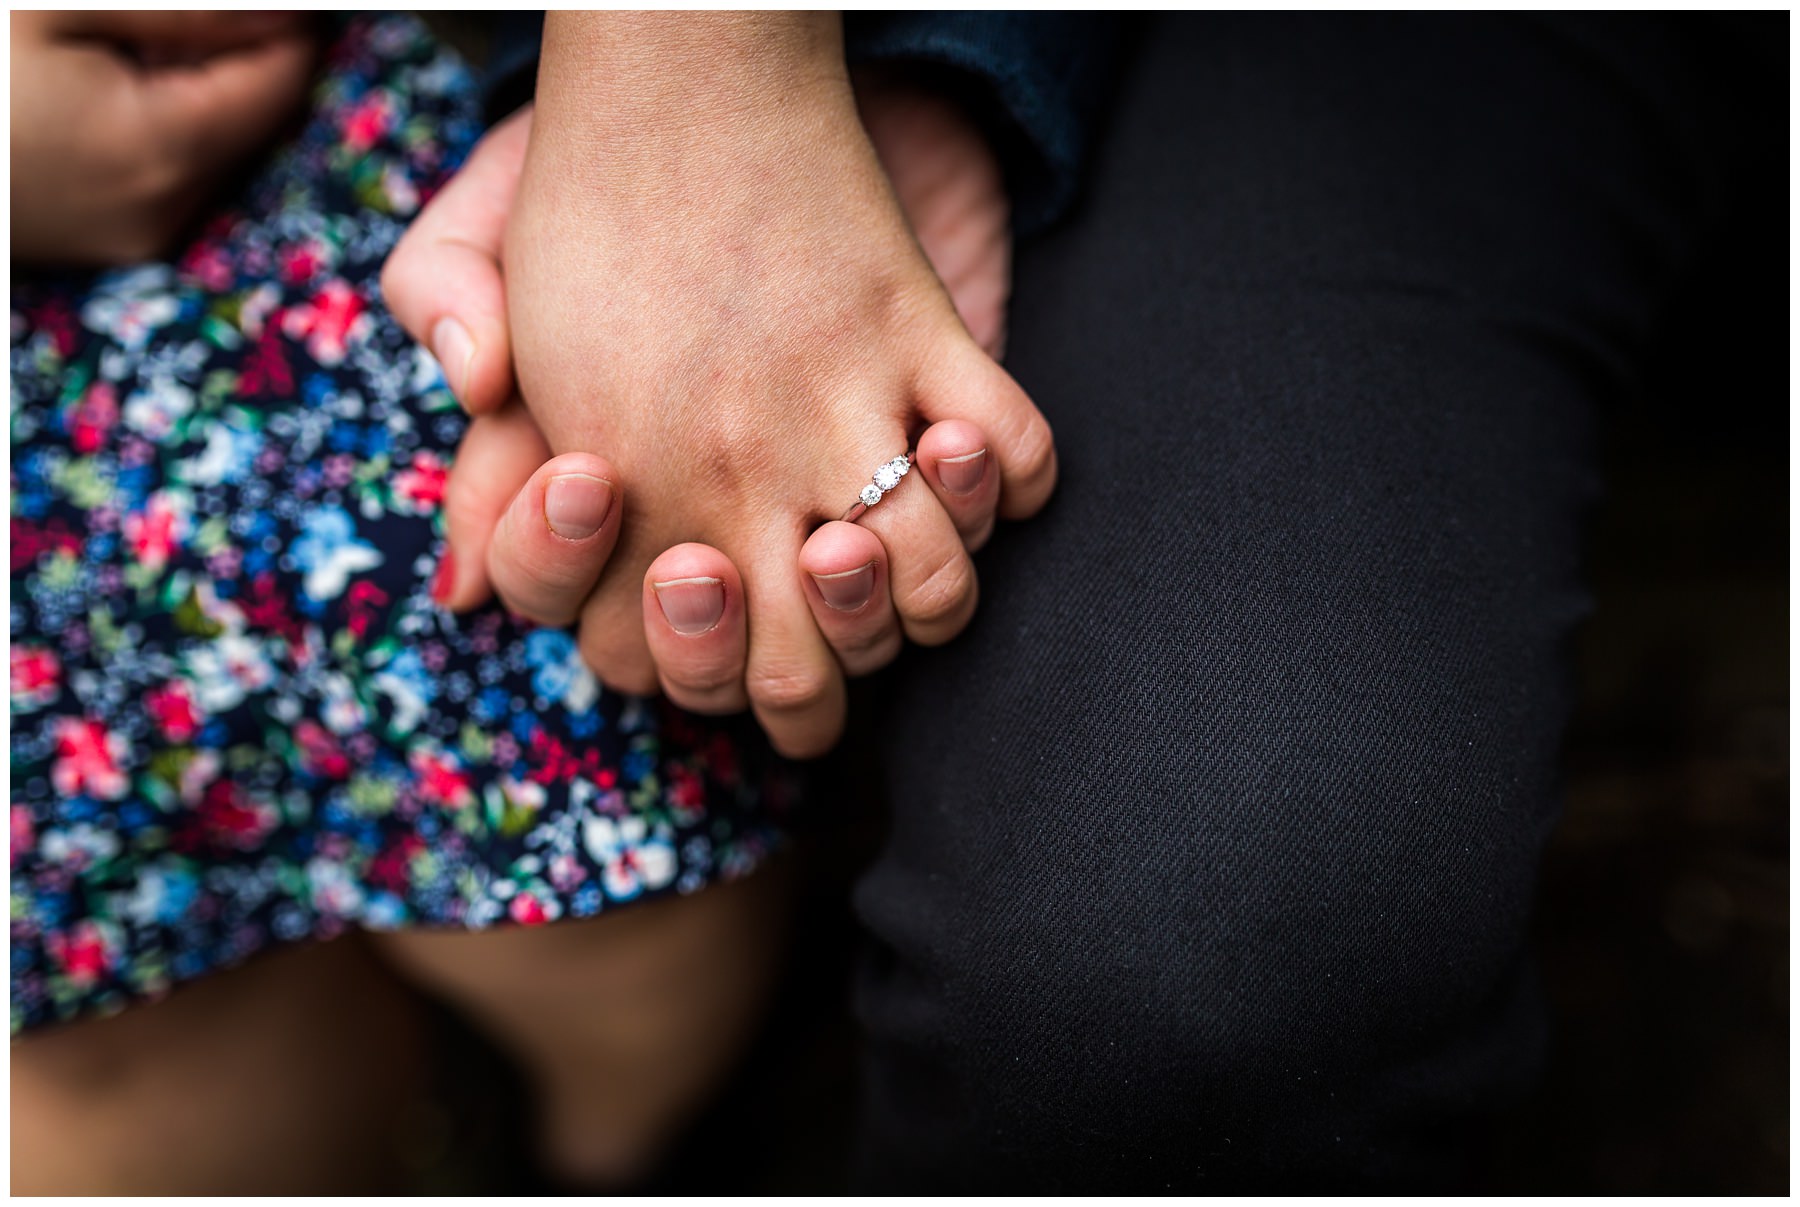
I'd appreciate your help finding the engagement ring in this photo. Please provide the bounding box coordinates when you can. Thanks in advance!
[842,453,914,523]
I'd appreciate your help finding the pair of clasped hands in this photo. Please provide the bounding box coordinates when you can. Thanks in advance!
[15,11,1057,758]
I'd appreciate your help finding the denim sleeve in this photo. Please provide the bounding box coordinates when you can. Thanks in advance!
[844,12,1128,236]
[475,12,1128,236]
[481,13,545,122]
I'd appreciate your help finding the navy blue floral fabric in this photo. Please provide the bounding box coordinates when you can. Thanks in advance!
[10,15,792,1034]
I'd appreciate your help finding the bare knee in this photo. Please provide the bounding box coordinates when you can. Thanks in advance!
[12,937,426,1194]
[373,861,796,1187]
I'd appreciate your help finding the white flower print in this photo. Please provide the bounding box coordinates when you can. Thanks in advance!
[582,815,678,902]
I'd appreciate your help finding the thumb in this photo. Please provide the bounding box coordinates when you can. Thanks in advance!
[381,105,533,415]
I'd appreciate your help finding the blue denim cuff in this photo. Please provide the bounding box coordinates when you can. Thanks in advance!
[482,12,545,121]
[844,12,1127,236]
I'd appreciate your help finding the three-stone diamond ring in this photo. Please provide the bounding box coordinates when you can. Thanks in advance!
[840,453,915,523]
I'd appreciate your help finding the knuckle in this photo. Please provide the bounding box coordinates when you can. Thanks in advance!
[495,539,598,599]
[664,659,744,700]
[1009,412,1058,490]
[746,663,832,715]
[771,725,838,761]
[833,627,903,675]
[896,548,976,631]
[491,564,584,625]
[493,594,571,630]
[962,518,997,554]
[578,622,656,695]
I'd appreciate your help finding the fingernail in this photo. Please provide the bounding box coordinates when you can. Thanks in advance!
[430,549,456,605]
[811,562,876,612]
[652,577,725,636]
[938,447,988,495]
[544,474,613,540]
[431,317,474,402]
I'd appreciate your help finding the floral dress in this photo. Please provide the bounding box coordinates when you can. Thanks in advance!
[10,15,793,1035]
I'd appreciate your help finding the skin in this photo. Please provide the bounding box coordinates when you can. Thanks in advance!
[496,13,1055,759]
[383,73,1016,738]
[372,862,797,1187]
[10,11,317,266]
[12,936,428,1194]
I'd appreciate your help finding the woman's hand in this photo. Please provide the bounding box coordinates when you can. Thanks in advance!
[508,14,1052,757]
[11,11,317,266]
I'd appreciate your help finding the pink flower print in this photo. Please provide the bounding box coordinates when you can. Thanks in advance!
[9,517,83,572]
[419,641,448,673]
[123,491,185,571]
[367,834,425,894]
[178,237,234,292]
[294,721,351,781]
[509,892,549,926]
[51,718,129,801]
[12,805,35,865]
[411,748,475,809]
[27,296,78,357]
[344,580,390,641]
[118,433,157,468]
[392,450,448,512]
[279,240,327,286]
[240,572,307,650]
[238,323,294,397]
[342,89,395,153]
[526,732,605,786]
[204,545,243,580]
[549,853,588,893]
[46,920,118,990]
[666,764,706,825]
[10,644,62,710]
[490,732,520,767]
[145,681,201,742]
[281,279,368,366]
[68,381,119,454]
[176,749,220,809]
[196,781,277,852]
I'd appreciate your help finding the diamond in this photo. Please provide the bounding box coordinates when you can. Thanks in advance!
[873,464,901,491]
[888,456,910,479]
[860,484,883,507]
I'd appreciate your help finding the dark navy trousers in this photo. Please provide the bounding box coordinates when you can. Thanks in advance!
[847,14,1764,1191]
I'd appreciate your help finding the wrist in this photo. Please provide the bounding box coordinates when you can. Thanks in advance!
[536,12,850,151]
[519,12,909,256]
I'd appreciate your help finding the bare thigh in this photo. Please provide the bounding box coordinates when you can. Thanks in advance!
[11,934,428,1195]
[372,858,797,1186]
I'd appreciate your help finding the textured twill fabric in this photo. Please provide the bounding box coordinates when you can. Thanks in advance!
[845,14,1754,1192]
